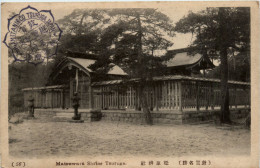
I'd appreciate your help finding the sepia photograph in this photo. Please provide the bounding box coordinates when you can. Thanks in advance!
[1,2,259,168]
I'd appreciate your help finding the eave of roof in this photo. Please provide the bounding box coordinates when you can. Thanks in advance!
[91,75,250,86]
[22,85,66,91]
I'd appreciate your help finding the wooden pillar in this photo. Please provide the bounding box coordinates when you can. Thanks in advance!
[206,82,209,110]
[69,77,74,108]
[168,81,171,109]
[175,82,178,110]
[155,84,158,111]
[61,89,64,109]
[89,79,93,109]
[51,89,54,109]
[45,91,47,108]
[117,86,120,109]
[234,87,237,109]
[229,85,232,109]
[171,81,174,109]
[178,81,182,112]
[211,82,214,110]
[196,81,200,111]
[135,86,138,110]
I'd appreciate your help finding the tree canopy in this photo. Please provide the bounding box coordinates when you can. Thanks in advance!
[56,8,176,124]
[174,7,250,123]
[175,8,250,54]
[57,9,175,78]
[98,9,175,78]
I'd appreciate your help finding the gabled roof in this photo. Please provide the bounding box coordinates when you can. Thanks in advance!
[166,52,202,67]
[67,57,127,76]
[164,48,215,70]
[49,56,128,84]
[107,65,128,75]
[67,57,96,72]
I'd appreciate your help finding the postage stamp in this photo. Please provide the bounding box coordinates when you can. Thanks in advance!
[1,2,259,168]
[3,5,62,64]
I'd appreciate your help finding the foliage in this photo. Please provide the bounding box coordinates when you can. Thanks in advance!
[58,8,175,124]
[207,51,250,82]
[175,8,250,55]
[9,62,54,117]
[57,9,175,78]
[100,9,175,78]
[174,7,250,123]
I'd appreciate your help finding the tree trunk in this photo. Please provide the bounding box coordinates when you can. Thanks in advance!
[136,14,153,125]
[219,8,231,124]
[140,83,153,125]
[220,48,231,123]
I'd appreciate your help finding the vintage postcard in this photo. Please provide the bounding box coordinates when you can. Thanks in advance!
[1,1,259,168]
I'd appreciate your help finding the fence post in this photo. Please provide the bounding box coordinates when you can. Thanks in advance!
[61,89,65,109]
[196,81,200,111]
[206,82,209,110]
[234,86,237,109]
[50,89,53,109]
[211,82,214,110]
[155,83,159,111]
[117,86,120,109]
[89,82,93,109]
[179,81,182,112]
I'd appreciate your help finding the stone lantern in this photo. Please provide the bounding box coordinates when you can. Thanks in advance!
[72,92,81,120]
[27,95,35,118]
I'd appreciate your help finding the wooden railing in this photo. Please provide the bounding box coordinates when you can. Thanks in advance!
[92,76,250,111]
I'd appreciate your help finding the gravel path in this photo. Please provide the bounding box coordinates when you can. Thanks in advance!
[9,119,250,158]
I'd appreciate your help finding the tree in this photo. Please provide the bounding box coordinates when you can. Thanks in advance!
[56,9,114,82]
[11,28,58,64]
[57,9,111,54]
[57,8,175,124]
[8,61,54,118]
[174,7,250,123]
[206,51,250,82]
[96,9,175,124]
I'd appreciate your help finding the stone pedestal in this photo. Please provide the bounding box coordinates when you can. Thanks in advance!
[68,120,84,123]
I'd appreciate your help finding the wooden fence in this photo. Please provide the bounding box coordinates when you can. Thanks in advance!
[92,76,250,111]
[23,86,65,109]
[22,76,250,112]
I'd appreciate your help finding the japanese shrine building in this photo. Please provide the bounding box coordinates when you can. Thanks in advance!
[22,48,250,124]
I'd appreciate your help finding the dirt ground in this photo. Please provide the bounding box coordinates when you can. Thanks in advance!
[9,119,250,158]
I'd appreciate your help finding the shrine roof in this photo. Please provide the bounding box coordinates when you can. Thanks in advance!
[67,57,127,76]
[163,48,215,69]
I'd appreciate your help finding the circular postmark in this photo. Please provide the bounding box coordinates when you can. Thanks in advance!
[3,6,62,64]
